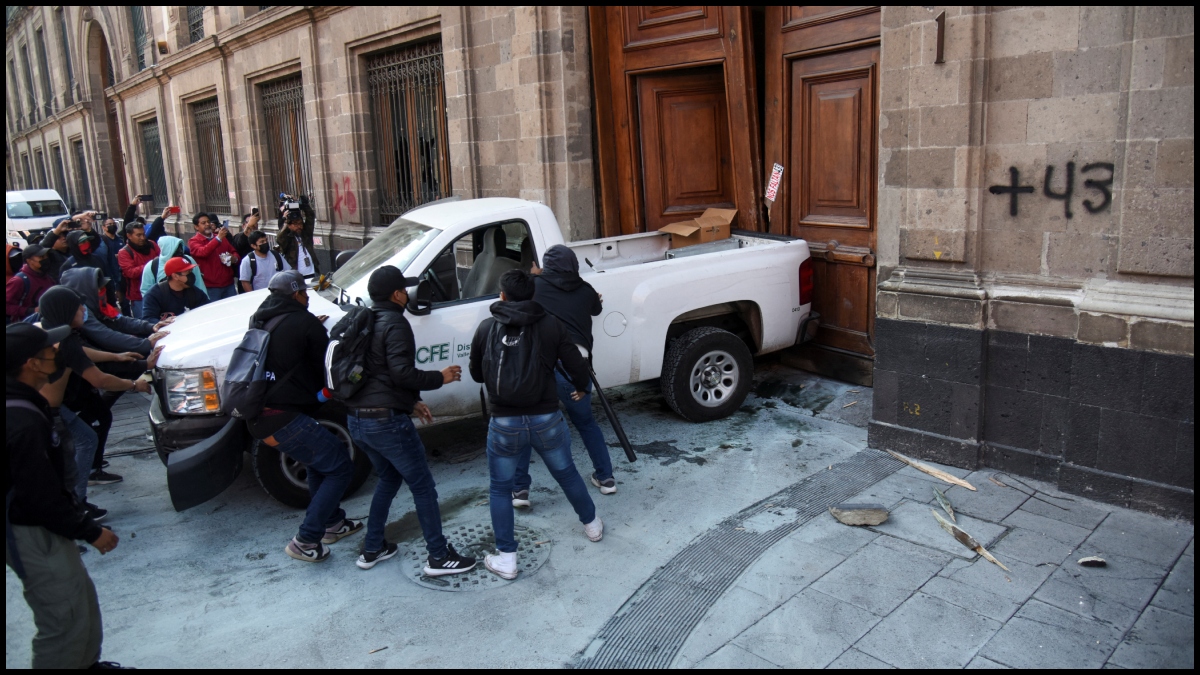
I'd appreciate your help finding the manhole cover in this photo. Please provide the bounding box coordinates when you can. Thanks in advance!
[401,522,551,591]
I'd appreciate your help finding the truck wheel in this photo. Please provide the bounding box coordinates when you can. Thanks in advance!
[661,326,753,422]
[251,419,373,509]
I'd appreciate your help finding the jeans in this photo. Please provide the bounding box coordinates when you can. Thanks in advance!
[68,390,112,473]
[348,413,447,558]
[58,408,97,503]
[207,284,237,301]
[271,414,353,544]
[514,369,612,492]
[129,300,142,319]
[487,412,595,553]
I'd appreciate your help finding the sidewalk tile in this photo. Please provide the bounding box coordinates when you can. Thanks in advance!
[1033,550,1168,630]
[870,499,1008,559]
[827,648,894,669]
[850,473,941,511]
[1185,539,1194,557]
[1107,606,1195,669]
[1018,492,1109,530]
[673,586,778,668]
[790,512,879,557]
[735,533,846,604]
[694,644,780,669]
[921,554,1055,623]
[1084,510,1194,568]
[855,592,1002,668]
[1150,554,1194,616]
[966,656,1012,668]
[810,537,949,616]
[731,588,880,668]
[978,599,1123,669]
[993,509,1093,566]
[943,471,1030,522]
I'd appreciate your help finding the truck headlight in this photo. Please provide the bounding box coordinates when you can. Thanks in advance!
[162,367,220,414]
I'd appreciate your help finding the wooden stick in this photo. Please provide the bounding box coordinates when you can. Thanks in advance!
[885,449,977,491]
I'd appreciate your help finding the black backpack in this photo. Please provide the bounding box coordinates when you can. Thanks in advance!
[221,314,288,419]
[249,250,284,280]
[324,306,375,401]
[482,320,543,408]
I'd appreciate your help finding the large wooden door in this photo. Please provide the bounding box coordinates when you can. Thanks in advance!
[764,6,880,384]
[590,6,761,236]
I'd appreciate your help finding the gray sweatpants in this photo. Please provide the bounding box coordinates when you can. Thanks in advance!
[5,524,103,669]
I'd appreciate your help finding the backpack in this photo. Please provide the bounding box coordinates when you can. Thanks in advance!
[324,305,374,401]
[482,320,543,408]
[249,250,284,281]
[7,272,32,324]
[220,314,288,419]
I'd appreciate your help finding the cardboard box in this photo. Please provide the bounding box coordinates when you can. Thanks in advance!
[659,208,737,249]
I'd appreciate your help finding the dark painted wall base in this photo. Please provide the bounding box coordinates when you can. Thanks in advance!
[870,317,1195,520]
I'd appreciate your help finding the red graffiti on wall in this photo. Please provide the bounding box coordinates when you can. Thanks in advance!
[332,176,357,220]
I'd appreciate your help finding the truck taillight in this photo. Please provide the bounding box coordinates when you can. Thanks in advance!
[799,258,814,306]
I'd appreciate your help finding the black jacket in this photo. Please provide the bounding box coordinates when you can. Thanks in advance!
[251,293,329,413]
[141,280,209,322]
[533,246,602,351]
[6,379,102,543]
[469,299,590,417]
[62,267,155,356]
[346,302,443,413]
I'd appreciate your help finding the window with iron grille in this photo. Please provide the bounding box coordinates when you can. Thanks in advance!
[366,39,451,223]
[260,75,313,208]
[21,154,33,190]
[140,118,169,206]
[21,45,38,124]
[129,6,147,71]
[34,150,48,189]
[35,29,54,117]
[73,139,93,210]
[8,61,23,130]
[57,9,75,106]
[191,98,230,213]
[187,6,204,44]
[52,145,72,208]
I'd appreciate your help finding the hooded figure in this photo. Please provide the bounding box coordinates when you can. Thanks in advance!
[60,268,156,356]
[140,236,208,299]
[533,244,603,351]
[61,230,119,307]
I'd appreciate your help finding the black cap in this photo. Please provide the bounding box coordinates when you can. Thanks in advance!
[6,323,71,371]
[367,265,419,301]
[22,243,47,260]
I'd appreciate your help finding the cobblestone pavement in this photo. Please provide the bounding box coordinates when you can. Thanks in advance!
[6,364,1193,668]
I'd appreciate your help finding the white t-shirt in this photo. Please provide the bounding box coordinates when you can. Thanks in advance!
[239,250,291,291]
[295,243,315,278]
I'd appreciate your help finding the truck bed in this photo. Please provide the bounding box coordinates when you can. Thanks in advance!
[567,229,792,273]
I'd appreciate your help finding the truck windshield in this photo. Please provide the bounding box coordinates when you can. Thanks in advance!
[7,200,68,219]
[330,218,440,289]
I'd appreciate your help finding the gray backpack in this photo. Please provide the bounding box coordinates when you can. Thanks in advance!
[221,315,287,419]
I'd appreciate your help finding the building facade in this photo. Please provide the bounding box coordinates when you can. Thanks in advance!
[7,6,1193,517]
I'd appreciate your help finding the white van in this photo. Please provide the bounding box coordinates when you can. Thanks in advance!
[6,189,70,246]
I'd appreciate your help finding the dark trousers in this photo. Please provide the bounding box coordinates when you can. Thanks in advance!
[272,414,354,544]
[69,390,112,473]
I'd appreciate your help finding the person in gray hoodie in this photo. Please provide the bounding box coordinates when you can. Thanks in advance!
[60,268,170,362]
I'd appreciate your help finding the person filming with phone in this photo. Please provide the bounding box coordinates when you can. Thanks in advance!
[188,213,239,301]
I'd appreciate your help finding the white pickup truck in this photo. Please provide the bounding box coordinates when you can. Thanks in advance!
[153,198,818,510]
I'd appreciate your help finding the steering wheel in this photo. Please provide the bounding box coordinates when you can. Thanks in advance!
[425,270,451,302]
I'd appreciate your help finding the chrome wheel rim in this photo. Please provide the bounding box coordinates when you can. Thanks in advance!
[278,420,355,490]
[689,349,739,408]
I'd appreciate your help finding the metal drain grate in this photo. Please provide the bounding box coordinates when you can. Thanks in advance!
[402,522,551,592]
[574,449,905,669]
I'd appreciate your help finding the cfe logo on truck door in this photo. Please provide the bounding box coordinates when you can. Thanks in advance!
[416,342,450,364]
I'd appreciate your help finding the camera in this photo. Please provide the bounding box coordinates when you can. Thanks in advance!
[95,212,108,222]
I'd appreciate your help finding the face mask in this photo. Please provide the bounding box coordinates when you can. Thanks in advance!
[79,241,92,256]
[256,242,269,253]
[185,271,197,287]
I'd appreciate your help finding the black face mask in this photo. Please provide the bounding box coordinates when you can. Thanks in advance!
[106,224,118,235]
[256,242,270,254]
[185,271,197,288]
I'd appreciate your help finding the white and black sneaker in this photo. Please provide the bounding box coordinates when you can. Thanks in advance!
[512,490,531,508]
[591,475,617,495]
[424,543,477,576]
[321,518,364,544]
[285,538,331,563]
[356,542,399,570]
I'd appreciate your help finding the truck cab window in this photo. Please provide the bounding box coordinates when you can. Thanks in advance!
[423,221,536,305]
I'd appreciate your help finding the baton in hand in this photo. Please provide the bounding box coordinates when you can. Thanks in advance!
[587,367,636,463]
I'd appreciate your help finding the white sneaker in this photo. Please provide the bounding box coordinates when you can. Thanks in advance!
[511,490,531,508]
[591,475,617,495]
[484,551,519,580]
[584,516,604,542]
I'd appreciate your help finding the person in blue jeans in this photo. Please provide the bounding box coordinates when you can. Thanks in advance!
[344,266,475,574]
[470,270,602,580]
[512,244,613,508]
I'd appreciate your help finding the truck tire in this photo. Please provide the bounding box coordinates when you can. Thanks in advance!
[251,419,373,509]
[661,326,753,422]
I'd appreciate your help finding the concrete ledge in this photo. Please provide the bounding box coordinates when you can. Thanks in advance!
[1059,463,1195,521]
[981,442,1061,484]
[868,420,981,470]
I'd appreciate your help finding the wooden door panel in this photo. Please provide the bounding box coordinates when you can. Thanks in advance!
[622,6,722,51]
[638,68,736,228]
[798,67,874,227]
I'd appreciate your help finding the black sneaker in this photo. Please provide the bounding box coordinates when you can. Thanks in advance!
[100,460,110,469]
[89,661,134,669]
[88,470,123,486]
[356,542,399,570]
[85,502,108,522]
[512,490,531,508]
[424,543,477,576]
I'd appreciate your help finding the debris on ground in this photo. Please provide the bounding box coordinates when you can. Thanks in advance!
[1078,556,1107,568]
[369,646,388,654]
[932,509,1009,571]
[990,472,1072,510]
[934,487,956,523]
[842,401,859,409]
[829,503,889,526]
[885,450,977,491]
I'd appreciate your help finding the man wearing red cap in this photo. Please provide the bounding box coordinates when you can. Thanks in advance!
[140,257,209,322]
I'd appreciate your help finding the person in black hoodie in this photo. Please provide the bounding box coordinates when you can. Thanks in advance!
[469,269,602,580]
[246,270,362,563]
[509,244,614,506]
[7,323,124,669]
[61,230,118,307]
[342,266,476,573]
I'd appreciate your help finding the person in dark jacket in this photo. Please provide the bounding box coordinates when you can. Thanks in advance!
[40,230,71,282]
[510,243,614,505]
[61,267,169,364]
[61,230,118,307]
[6,244,55,324]
[469,269,601,580]
[140,257,209,322]
[343,266,475,573]
[247,270,362,562]
[7,322,124,669]
[276,211,317,279]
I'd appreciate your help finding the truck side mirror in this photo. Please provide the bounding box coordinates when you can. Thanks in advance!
[332,249,358,272]
[408,279,433,316]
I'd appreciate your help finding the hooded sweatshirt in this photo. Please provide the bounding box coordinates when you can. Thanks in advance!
[141,236,208,298]
[6,262,55,323]
[244,292,329,439]
[469,299,590,417]
[61,267,155,356]
[62,230,118,306]
[533,244,603,351]
[117,237,160,301]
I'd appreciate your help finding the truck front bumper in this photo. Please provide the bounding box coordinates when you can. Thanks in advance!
[149,394,248,511]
